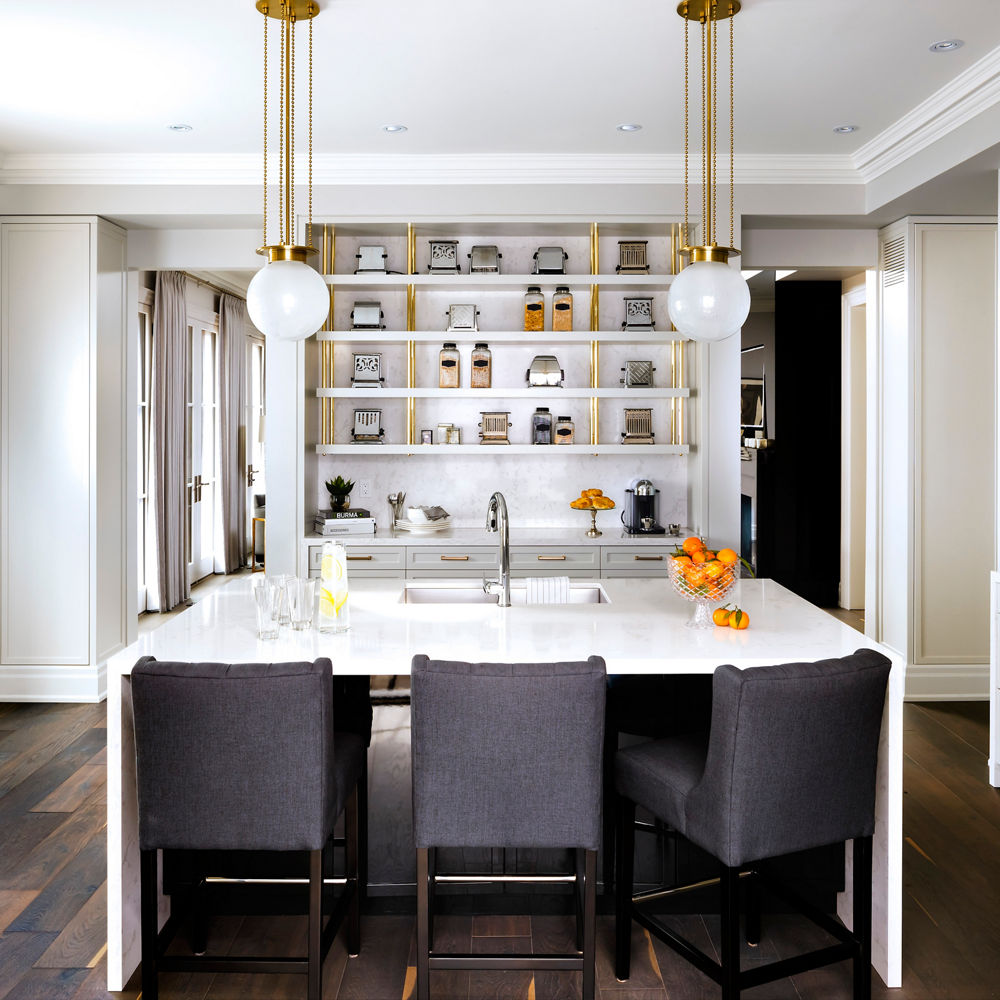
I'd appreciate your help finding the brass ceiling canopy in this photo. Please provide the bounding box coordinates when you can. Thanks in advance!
[256,1,319,21]
[677,0,740,23]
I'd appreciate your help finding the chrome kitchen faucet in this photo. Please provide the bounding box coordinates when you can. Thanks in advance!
[483,491,511,607]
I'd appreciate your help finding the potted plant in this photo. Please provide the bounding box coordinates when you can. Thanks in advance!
[325,475,355,512]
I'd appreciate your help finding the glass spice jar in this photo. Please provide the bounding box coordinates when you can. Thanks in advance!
[531,406,553,445]
[470,342,492,388]
[439,342,460,389]
[524,286,545,332]
[554,415,575,444]
[552,286,573,331]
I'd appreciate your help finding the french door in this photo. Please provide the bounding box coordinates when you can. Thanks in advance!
[187,321,219,584]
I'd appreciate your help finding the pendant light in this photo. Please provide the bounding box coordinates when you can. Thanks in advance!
[667,0,750,343]
[246,0,329,342]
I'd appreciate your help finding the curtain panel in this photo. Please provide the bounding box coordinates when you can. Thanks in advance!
[151,271,190,611]
[218,294,248,573]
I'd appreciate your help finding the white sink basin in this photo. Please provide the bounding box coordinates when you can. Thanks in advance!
[400,584,610,605]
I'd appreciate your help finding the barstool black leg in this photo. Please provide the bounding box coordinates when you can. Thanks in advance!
[190,878,208,956]
[416,847,430,1000]
[583,848,597,1000]
[358,763,369,905]
[602,723,619,896]
[427,847,436,951]
[745,868,761,947]
[853,836,873,1000]
[308,848,323,1000]
[346,785,361,957]
[574,848,585,953]
[614,796,636,981]
[720,863,741,1000]
[140,848,160,1000]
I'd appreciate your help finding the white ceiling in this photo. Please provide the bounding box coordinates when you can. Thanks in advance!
[1,0,999,229]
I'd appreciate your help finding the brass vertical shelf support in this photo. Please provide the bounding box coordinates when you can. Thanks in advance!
[668,222,686,447]
[589,223,600,448]
[407,223,417,448]
[321,223,335,446]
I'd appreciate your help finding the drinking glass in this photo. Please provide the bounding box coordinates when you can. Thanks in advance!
[288,577,317,631]
[251,577,279,639]
[272,573,293,625]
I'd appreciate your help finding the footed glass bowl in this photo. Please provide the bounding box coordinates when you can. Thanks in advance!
[667,556,739,628]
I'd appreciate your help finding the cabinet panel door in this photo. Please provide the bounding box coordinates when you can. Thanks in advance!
[307,544,405,578]
[1,223,92,664]
[510,545,600,577]
[602,546,672,578]
[406,546,497,577]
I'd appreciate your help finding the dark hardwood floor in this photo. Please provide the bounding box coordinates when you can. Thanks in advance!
[1,697,999,999]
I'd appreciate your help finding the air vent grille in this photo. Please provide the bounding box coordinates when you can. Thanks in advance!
[881,236,906,287]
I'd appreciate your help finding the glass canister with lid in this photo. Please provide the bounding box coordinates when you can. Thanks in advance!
[524,286,545,332]
[554,415,575,444]
[439,342,460,388]
[552,286,573,331]
[470,342,492,388]
[531,406,553,444]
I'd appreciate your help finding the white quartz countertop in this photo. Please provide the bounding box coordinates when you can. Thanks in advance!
[111,576,883,677]
[304,526,690,547]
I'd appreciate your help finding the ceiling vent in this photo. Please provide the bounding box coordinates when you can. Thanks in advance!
[881,235,906,287]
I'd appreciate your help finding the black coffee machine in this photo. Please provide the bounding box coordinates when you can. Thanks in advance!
[622,478,666,534]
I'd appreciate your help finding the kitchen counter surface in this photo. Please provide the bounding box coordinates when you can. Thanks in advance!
[106,576,903,992]
[305,526,690,547]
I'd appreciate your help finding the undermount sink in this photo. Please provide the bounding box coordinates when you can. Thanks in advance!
[400,584,610,605]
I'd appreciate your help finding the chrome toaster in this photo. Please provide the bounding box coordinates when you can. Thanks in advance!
[468,245,502,273]
[350,301,385,330]
[428,239,461,274]
[526,355,565,388]
[532,246,568,274]
[446,304,480,334]
[354,245,388,273]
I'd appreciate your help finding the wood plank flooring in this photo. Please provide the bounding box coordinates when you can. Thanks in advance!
[2,693,1000,996]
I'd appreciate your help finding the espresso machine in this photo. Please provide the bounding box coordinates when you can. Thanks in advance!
[622,478,666,534]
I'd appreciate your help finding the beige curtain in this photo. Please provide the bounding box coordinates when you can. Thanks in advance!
[218,294,248,573]
[151,271,190,611]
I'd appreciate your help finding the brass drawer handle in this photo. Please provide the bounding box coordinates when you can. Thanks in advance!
[346,555,373,561]
[440,555,470,561]
[537,555,567,561]
[634,555,664,561]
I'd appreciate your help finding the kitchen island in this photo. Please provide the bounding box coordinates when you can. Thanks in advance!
[106,575,903,991]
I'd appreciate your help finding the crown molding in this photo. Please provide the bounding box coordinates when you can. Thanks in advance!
[853,45,1000,181]
[0,151,859,188]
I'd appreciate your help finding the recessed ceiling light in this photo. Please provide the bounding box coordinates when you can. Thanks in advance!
[741,269,762,280]
[382,124,407,133]
[833,125,858,134]
[929,39,963,52]
[167,123,193,132]
[617,123,643,132]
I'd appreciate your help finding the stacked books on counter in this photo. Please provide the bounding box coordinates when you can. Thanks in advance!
[313,509,376,535]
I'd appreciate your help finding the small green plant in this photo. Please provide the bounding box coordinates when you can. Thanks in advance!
[326,476,354,497]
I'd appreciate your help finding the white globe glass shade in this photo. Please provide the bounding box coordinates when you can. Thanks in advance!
[246,259,329,342]
[667,260,751,342]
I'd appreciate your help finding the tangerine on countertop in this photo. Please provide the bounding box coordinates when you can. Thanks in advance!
[729,608,750,630]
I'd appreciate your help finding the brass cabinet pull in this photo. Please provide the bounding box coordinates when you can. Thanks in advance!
[537,555,567,561]
[440,555,470,561]
[346,555,373,561]
[634,555,664,561]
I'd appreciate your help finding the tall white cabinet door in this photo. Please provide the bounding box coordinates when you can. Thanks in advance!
[0,217,131,701]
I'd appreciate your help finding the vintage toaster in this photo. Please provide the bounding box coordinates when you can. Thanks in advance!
[446,304,480,334]
[532,246,568,274]
[620,360,656,387]
[616,240,650,274]
[354,245,388,273]
[351,408,385,443]
[350,301,385,330]
[428,239,461,274]
[478,411,512,445]
[622,296,655,331]
[351,353,384,389]
[526,355,565,388]
[621,407,655,444]
[468,245,502,273]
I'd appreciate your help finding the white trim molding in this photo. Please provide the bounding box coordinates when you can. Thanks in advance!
[904,663,989,702]
[0,664,107,703]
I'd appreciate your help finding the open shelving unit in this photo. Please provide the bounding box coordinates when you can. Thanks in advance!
[310,220,693,456]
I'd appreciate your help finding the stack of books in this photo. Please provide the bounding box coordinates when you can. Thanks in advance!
[313,508,376,535]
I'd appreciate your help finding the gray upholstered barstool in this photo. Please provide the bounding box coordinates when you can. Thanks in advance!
[131,657,366,1000]
[614,648,891,1000]
[410,654,607,1000]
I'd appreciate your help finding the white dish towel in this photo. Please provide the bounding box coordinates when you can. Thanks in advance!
[525,576,571,605]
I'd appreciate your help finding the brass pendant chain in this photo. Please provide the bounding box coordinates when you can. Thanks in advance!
[307,16,314,249]
[262,10,268,248]
[288,10,295,245]
[683,17,689,246]
[701,16,707,247]
[711,13,718,247]
[278,14,285,245]
[729,11,734,251]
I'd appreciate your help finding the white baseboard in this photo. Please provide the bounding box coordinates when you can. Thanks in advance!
[0,664,107,703]
[904,662,989,701]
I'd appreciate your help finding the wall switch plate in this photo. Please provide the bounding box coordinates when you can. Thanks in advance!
[357,478,372,499]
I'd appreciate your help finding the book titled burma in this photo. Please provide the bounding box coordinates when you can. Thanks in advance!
[316,508,371,521]
[313,518,376,535]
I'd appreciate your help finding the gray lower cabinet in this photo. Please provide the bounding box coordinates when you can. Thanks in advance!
[510,546,601,577]
[307,544,406,578]
[406,546,497,578]
[602,545,673,578]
